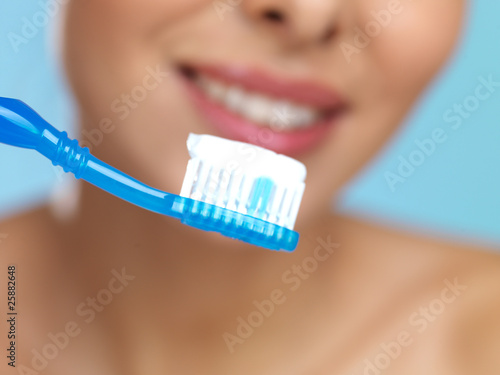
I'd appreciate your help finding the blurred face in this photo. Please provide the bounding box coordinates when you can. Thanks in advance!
[63,0,464,228]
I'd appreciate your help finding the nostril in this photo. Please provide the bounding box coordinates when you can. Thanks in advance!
[262,9,285,23]
[321,25,336,43]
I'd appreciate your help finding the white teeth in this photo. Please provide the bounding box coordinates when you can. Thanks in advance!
[292,107,318,128]
[196,75,322,130]
[243,94,273,126]
[201,77,226,101]
[225,86,245,111]
[273,101,320,129]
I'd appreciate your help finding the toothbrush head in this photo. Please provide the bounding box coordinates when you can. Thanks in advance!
[178,134,306,251]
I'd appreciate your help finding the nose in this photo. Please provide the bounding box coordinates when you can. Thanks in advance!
[242,0,339,47]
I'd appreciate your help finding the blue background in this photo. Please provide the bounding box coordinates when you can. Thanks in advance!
[1,1,499,246]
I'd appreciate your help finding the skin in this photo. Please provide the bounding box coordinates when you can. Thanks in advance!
[2,0,500,374]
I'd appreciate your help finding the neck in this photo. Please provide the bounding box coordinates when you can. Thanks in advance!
[57,183,380,372]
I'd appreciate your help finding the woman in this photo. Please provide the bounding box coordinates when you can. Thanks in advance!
[2,0,500,374]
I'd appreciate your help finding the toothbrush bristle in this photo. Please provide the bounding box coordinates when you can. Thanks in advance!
[180,134,306,231]
[181,158,305,229]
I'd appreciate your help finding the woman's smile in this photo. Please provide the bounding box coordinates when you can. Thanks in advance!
[178,62,348,155]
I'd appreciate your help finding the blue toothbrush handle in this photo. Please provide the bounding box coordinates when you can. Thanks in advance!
[0,97,182,218]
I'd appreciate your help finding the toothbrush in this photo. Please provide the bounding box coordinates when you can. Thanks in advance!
[0,97,306,251]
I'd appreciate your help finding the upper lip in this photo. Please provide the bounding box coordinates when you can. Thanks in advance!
[179,63,345,111]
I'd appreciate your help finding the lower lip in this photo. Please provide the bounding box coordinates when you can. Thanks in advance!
[179,74,340,156]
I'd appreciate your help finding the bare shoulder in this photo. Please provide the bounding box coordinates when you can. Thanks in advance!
[442,241,500,374]
[1,204,53,233]
[382,219,500,373]
[338,214,500,373]
[0,205,63,268]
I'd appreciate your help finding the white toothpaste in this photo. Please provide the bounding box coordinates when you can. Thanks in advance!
[180,134,306,229]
